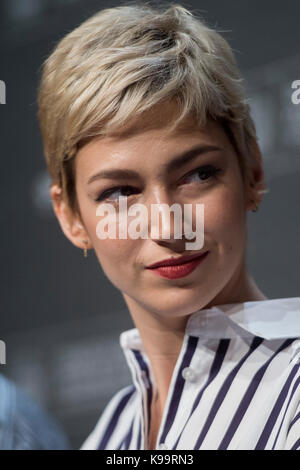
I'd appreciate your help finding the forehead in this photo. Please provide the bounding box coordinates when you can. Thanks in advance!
[75,102,231,175]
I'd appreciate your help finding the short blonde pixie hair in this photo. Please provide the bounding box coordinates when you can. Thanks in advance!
[38,1,259,215]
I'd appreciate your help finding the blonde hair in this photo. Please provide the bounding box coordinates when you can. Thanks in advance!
[37,1,259,214]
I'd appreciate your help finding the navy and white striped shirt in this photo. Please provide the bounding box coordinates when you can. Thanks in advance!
[81,297,300,450]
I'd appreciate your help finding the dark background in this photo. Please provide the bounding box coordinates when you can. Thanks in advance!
[0,0,299,449]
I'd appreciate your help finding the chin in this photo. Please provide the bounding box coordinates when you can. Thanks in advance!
[148,291,211,317]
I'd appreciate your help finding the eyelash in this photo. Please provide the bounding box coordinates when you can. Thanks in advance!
[95,164,222,203]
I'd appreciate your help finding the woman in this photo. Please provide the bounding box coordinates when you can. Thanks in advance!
[37,3,300,450]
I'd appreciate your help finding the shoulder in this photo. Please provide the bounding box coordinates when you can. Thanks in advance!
[0,374,71,450]
[81,384,136,450]
[276,340,300,449]
[284,391,300,450]
[287,341,300,449]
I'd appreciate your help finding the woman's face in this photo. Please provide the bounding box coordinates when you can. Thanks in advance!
[69,103,254,317]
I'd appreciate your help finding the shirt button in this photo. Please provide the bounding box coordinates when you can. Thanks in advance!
[158,443,168,450]
[182,366,196,382]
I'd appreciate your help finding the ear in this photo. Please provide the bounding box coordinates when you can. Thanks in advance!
[50,184,91,251]
[245,140,267,211]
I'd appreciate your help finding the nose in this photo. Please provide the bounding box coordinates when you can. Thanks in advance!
[143,187,187,246]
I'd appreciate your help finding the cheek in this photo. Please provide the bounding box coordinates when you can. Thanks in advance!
[203,185,247,252]
[77,200,136,276]
[97,238,135,258]
[93,236,139,283]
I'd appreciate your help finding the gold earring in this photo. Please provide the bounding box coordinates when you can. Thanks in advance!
[82,240,88,258]
[252,200,259,212]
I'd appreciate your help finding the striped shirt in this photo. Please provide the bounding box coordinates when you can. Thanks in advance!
[81,297,300,450]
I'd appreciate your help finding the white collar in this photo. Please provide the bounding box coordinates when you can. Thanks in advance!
[120,297,300,352]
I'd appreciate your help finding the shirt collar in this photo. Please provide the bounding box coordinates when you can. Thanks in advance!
[120,297,300,352]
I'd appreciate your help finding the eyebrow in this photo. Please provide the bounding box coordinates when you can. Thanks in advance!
[87,144,221,185]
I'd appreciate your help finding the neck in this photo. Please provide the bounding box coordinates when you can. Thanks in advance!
[122,262,267,416]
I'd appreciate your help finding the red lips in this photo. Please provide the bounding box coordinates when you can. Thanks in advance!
[146,251,208,269]
[146,251,209,279]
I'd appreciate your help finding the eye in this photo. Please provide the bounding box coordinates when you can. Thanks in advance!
[183,164,222,185]
[95,185,138,203]
[94,165,221,203]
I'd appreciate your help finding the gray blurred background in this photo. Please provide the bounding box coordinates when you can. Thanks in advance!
[0,0,299,449]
